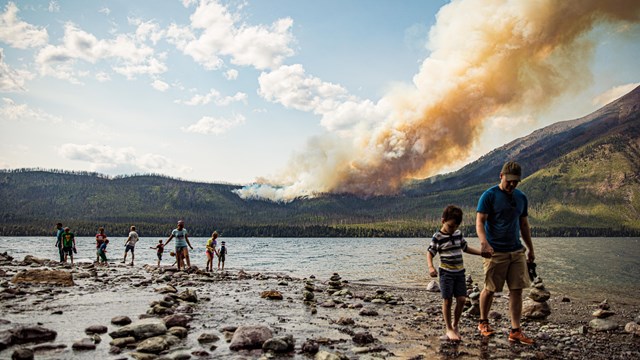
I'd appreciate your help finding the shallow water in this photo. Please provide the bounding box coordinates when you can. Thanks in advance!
[1,236,639,301]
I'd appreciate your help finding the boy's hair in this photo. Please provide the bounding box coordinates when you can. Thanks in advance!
[98,227,104,231]
[442,205,463,225]
[104,239,109,243]
[131,226,136,230]
[56,222,63,227]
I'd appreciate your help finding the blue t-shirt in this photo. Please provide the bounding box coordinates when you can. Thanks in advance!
[172,228,188,248]
[476,185,528,252]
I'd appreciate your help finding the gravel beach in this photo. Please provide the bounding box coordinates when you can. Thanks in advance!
[1,252,639,359]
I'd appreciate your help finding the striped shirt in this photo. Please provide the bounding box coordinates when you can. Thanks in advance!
[427,230,468,272]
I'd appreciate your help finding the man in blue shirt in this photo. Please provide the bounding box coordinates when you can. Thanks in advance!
[476,161,536,345]
[54,222,64,262]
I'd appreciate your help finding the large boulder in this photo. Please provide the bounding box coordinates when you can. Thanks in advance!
[589,318,619,332]
[229,325,273,351]
[0,326,57,350]
[11,270,74,287]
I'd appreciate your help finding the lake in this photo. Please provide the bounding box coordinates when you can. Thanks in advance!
[1,236,638,302]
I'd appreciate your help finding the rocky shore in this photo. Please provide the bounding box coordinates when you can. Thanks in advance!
[0,251,639,359]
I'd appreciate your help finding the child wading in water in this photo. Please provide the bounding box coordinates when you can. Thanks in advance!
[95,227,107,263]
[97,239,109,266]
[150,240,164,267]
[427,205,487,341]
[205,231,218,272]
[217,240,227,270]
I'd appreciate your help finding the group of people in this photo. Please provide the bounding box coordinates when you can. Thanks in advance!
[427,161,536,345]
[54,221,227,271]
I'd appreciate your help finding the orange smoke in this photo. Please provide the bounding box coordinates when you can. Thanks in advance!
[236,0,640,202]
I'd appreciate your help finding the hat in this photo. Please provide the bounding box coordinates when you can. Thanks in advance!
[501,161,522,181]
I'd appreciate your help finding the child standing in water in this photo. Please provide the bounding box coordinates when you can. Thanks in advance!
[217,240,227,270]
[427,205,486,342]
[97,239,109,266]
[205,231,218,272]
[95,227,108,263]
[61,227,76,267]
[150,240,164,267]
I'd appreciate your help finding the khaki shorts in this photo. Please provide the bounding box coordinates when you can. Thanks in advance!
[483,249,530,292]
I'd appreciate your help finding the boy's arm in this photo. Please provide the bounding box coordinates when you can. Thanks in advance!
[464,245,486,257]
[426,252,437,277]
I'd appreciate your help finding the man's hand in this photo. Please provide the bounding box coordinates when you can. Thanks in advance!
[480,242,494,258]
[428,267,437,278]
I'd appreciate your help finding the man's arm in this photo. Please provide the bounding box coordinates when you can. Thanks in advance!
[519,216,535,262]
[476,212,494,257]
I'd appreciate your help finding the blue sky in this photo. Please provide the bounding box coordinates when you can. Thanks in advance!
[1,0,638,201]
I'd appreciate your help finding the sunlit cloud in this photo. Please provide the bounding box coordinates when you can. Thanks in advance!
[166,0,294,71]
[0,2,49,49]
[151,79,169,91]
[48,1,60,13]
[181,113,245,135]
[592,82,640,107]
[0,97,61,123]
[0,48,35,92]
[176,88,247,106]
[224,69,238,80]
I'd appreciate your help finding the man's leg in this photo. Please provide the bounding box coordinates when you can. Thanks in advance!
[509,288,523,329]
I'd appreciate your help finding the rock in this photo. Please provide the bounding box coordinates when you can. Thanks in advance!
[261,290,284,300]
[352,332,375,345]
[11,269,74,287]
[155,285,177,294]
[72,338,96,350]
[561,297,571,302]
[336,317,355,326]
[168,326,188,339]
[592,309,615,318]
[85,325,108,335]
[22,255,47,265]
[315,350,342,360]
[359,308,378,316]
[128,351,157,360]
[136,334,180,354]
[624,322,640,336]
[109,318,167,340]
[597,299,610,310]
[111,316,132,326]
[303,291,315,301]
[262,335,295,352]
[426,280,440,292]
[109,336,136,348]
[301,339,319,354]
[163,314,191,328]
[228,325,273,351]
[11,348,34,360]
[0,326,57,349]
[522,299,551,319]
[529,287,551,302]
[589,318,618,332]
[177,289,198,302]
[109,346,121,354]
[198,332,220,343]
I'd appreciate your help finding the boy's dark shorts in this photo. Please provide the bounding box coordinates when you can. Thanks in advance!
[157,253,162,261]
[439,268,467,299]
[62,247,73,256]
[125,245,135,253]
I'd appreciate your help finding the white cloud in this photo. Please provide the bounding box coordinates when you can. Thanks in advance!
[224,69,238,80]
[258,64,387,132]
[0,97,61,123]
[166,0,295,70]
[99,7,111,16]
[95,72,110,82]
[151,79,169,91]
[592,83,640,107]
[130,18,165,45]
[176,88,247,106]
[182,113,246,135]
[35,22,167,81]
[0,2,49,49]
[0,48,35,92]
[58,143,188,174]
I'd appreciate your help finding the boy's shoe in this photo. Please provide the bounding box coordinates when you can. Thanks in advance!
[509,329,535,345]
[477,321,495,336]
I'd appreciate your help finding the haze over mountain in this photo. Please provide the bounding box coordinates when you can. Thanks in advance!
[1,86,639,236]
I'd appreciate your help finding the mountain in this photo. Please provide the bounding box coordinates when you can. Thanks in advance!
[404,85,640,195]
[1,87,639,237]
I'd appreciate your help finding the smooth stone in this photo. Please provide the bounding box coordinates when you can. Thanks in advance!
[163,314,191,328]
[109,336,136,347]
[109,318,167,340]
[111,316,132,326]
[167,326,188,339]
[260,290,284,300]
[228,325,273,351]
[589,318,618,332]
[72,338,96,350]
[426,280,440,292]
[262,335,295,352]
[11,348,34,360]
[136,334,180,354]
[85,325,108,335]
[522,299,551,319]
[624,322,640,336]
[11,269,74,287]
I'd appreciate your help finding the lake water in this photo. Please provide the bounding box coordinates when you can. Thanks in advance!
[1,236,639,302]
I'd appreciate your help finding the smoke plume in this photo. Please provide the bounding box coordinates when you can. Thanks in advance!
[235,0,640,202]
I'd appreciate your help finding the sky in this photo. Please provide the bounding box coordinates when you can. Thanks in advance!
[1,0,639,201]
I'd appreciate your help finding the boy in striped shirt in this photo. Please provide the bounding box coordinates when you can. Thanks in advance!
[427,205,486,341]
